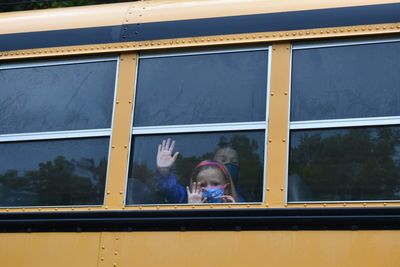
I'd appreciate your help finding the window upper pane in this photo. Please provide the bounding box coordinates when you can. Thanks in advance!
[126,131,265,204]
[291,41,400,121]
[0,60,117,134]
[288,126,400,202]
[133,49,268,126]
[0,137,109,206]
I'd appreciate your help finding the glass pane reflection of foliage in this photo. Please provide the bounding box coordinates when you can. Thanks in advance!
[0,139,108,207]
[289,126,400,201]
[128,132,264,204]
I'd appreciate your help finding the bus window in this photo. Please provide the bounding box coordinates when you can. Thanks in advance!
[0,57,117,207]
[127,46,269,205]
[288,39,400,202]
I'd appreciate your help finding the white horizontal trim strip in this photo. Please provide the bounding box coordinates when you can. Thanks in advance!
[293,37,400,50]
[0,129,112,142]
[0,56,118,70]
[290,116,400,130]
[132,122,266,135]
[140,46,269,59]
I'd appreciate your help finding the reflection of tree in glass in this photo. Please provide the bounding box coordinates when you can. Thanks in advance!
[290,127,400,200]
[0,156,107,206]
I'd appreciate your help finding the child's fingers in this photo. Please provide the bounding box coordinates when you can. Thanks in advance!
[169,140,175,152]
[172,152,179,162]
[158,144,162,153]
[161,139,166,150]
[202,197,207,203]
[165,138,171,150]
[186,186,191,195]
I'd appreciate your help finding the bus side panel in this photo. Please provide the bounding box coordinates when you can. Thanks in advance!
[110,231,400,267]
[0,233,101,267]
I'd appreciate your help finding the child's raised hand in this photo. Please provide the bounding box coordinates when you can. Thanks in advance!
[157,138,179,175]
[221,195,235,203]
[187,182,206,203]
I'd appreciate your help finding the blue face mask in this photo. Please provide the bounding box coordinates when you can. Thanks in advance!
[202,186,224,203]
[225,163,239,184]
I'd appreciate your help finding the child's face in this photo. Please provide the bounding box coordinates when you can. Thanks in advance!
[213,147,239,165]
[196,168,226,188]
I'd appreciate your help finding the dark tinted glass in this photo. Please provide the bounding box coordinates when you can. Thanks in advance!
[291,41,400,121]
[127,131,265,204]
[0,138,109,206]
[134,50,268,126]
[288,126,400,201]
[0,60,117,134]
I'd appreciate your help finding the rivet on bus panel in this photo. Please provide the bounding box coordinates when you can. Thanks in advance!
[270,92,274,96]
[266,188,270,191]
[284,204,288,207]
[107,191,111,195]
[112,145,115,149]
[22,208,25,212]
[280,188,284,191]
[282,139,286,142]
[343,203,347,207]
[100,257,104,261]
[284,91,288,95]
[363,203,367,206]
[114,251,118,255]
[383,203,387,206]
[105,206,109,209]
[323,203,327,207]
[102,246,105,250]
[303,204,307,207]
[268,139,272,143]
[113,263,117,267]
[124,145,128,148]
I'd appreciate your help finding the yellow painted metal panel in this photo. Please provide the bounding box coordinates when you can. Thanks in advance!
[266,43,291,207]
[112,231,400,267]
[0,233,101,267]
[105,52,137,210]
[2,0,400,35]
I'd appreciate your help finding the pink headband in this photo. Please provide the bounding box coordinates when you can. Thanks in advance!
[194,160,229,177]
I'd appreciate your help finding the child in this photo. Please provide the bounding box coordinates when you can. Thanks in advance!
[155,138,243,203]
[186,160,238,203]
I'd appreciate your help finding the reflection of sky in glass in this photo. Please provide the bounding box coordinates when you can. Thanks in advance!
[0,61,117,134]
[291,41,400,121]
[134,50,268,126]
[0,138,109,174]
[131,131,265,172]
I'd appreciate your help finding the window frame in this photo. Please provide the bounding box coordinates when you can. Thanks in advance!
[0,55,120,208]
[125,45,272,206]
[286,37,400,204]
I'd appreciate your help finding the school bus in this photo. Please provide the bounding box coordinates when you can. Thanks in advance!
[1,0,400,266]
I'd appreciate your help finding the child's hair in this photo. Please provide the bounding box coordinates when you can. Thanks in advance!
[190,160,238,201]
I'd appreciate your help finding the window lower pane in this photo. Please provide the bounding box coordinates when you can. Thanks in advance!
[127,131,265,204]
[288,126,400,202]
[0,137,109,207]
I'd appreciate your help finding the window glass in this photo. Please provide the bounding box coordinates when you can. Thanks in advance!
[134,50,268,126]
[288,126,400,201]
[126,131,265,204]
[0,60,117,134]
[0,137,109,206]
[291,41,400,121]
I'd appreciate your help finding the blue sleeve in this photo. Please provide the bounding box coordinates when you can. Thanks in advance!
[155,171,187,203]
